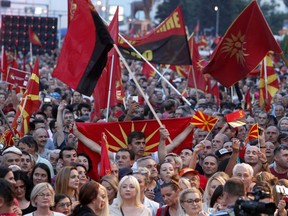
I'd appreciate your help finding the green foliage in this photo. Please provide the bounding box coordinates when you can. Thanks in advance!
[155,0,288,35]
[281,35,288,59]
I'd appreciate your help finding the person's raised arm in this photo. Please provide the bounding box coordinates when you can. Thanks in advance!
[55,102,65,147]
[73,123,114,160]
[189,141,204,169]
[158,126,170,163]
[225,138,240,177]
[165,123,195,153]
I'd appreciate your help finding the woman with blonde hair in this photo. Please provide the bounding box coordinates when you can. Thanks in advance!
[100,174,118,205]
[70,181,109,216]
[202,172,229,210]
[179,188,207,216]
[110,175,151,216]
[55,166,79,204]
[24,182,65,216]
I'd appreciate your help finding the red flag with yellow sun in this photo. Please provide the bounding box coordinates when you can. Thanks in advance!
[190,111,218,131]
[202,1,282,87]
[77,117,193,181]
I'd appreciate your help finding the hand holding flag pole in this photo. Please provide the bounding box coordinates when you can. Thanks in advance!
[113,44,173,144]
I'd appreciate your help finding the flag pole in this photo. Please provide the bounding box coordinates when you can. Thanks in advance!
[1,46,4,81]
[263,57,268,99]
[118,34,191,106]
[30,43,33,65]
[189,36,199,101]
[113,44,173,144]
[18,95,29,132]
[105,55,115,122]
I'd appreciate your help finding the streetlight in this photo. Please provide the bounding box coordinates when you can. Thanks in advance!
[214,6,219,36]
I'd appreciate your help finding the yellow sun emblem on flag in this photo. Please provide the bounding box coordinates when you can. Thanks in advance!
[221,31,248,66]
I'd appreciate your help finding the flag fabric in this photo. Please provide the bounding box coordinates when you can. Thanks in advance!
[93,7,124,118]
[0,129,21,147]
[209,80,220,106]
[12,58,41,135]
[244,89,252,111]
[142,62,156,79]
[6,67,30,88]
[187,36,210,93]
[52,0,114,96]
[169,65,189,78]
[77,117,193,181]
[245,123,259,144]
[118,6,192,65]
[259,55,279,107]
[190,111,218,131]
[67,0,77,28]
[1,48,8,81]
[28,27,42,47]
[225,110,246,128]
[202,1,282,87]
[99,132,111,177]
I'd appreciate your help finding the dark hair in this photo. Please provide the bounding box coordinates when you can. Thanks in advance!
[77,152,93,172]
[59,146,77,159]
[35,112,48,120]
[18,136,38,152]
[70,162,87,172]
[41,104,53,113]
[0,179,14,207]
[274,144,288,156]
[49,119,57,131]
[77,103,91,112]
[117,148,135,161]
[54,194,71,207]
[13,170,33,201]
[210,185,224,207]
[32,118,45,126]
[30,163,51,185]
[127,131,145,144]
[160,180,180,191]
[0,166,12,178]
[71,182,101,215]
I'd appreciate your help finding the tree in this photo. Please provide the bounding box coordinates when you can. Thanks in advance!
[155,0,287,36]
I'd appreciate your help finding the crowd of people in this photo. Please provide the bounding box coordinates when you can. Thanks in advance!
[0,44,288,216]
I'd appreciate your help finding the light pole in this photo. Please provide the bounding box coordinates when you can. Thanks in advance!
[214,6,219,36]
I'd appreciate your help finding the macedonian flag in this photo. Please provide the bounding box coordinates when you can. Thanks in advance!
[259,54,279,107]
[245,123,259,144]
[190,111,218,131]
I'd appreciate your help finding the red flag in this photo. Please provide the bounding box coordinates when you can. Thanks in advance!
[188,36,210,93]
[190,111,218,131]
[202,1,282,87]
[0,129,21,147]
[1,48,8,81]
[99,132,111,177]
[28,27,42,47]
[93,7,123,117]
[53,0,114,96]
[259,55,279,107]
[245,89,252,111]
[209,80,220,106]
[6,67,30,88]
[245,123,259,144]
[142,62,156,79]
[12,58,41,135]
[77,117,193,181]
[225,110,246,128]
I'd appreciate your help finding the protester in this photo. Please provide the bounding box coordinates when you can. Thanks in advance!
[53,194,72,215]
[30,163,51,186]
[0,178,17,215]
[100,174,118,205]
